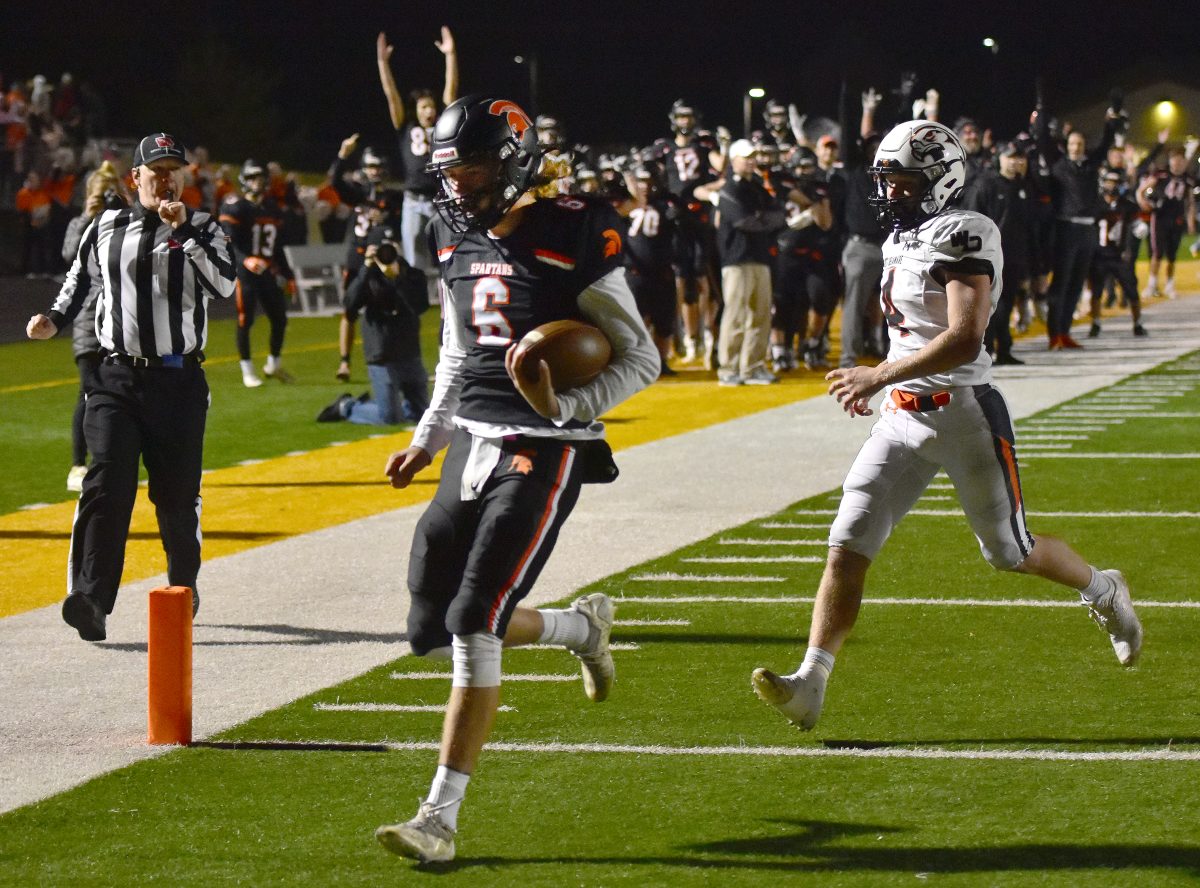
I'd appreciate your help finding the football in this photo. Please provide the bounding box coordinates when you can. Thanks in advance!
[516,319,612,390]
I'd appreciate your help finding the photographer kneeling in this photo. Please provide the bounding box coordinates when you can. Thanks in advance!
[319,236,430,424]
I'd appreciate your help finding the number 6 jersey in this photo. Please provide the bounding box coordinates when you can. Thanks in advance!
[879,208,1004,392]
[412,194,658,453]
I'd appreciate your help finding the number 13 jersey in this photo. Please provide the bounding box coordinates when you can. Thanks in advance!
[880,208,1004,393]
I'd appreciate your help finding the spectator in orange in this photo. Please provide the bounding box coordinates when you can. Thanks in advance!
[16,169,54,276]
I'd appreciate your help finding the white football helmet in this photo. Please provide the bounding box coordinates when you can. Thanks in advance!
[868,120,966,230]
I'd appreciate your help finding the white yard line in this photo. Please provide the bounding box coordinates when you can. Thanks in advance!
[718,538,827,546]
[630,573,786,583]
[614,595,1200,608]
[389,671,579,682]
[233,738,1200,763]
[313,703,517,713]
[790,508,1200,518]
[682,555,824,564]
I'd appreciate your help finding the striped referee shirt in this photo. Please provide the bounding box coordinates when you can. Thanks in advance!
[48,201,236,357]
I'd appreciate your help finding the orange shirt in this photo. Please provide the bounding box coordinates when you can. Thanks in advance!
[16,186,52,225]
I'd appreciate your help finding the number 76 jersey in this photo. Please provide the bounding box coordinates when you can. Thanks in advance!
[879,208,1005,392]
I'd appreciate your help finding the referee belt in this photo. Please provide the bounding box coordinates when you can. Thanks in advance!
[890,389,951,412]
[102,351,203,369]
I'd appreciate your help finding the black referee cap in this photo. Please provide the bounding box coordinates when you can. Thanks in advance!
[132,133,187,167]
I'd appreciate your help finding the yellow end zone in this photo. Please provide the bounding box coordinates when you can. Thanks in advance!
[0,372,829,618]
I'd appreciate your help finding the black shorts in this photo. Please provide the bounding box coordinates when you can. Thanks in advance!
[672,228,709,287]
[1149,215,1185,261]
[626,267,677,335]
[406,430,585,654]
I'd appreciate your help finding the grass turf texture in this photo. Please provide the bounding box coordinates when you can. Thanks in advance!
[0,313,443,516]
[2,353,1199,886]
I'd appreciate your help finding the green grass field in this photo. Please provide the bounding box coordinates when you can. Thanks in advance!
[0,313,443,515]
[2,352,1198,886]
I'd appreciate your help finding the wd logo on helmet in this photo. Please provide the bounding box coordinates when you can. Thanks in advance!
[909,125,948,162]
[488,100,532,137]
[432,147,459,163]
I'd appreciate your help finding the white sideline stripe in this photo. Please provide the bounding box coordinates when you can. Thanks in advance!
[927,483,954,490]
[1054,412,1200,419]
[632,572,785,583]
[792,508,1200,518]
[615,595,1200,608]
[522,642,641,651]
[237,458,266,466]
[1020,435,1091,441]
[757,522,830,529]
[683,555,824,564]
[920,495,953,501]
[1024,452,1200,459]
[1024,417,1125,423]
[349,740,1200,762]
[1064,403,1169,411]
[1018,427,1107,432]
[313,703,516,713]
[19,503,51,511]
[390,671,578,682]
[615,619,690,626]
[284,450,309,457]
[1019,443,1076,450]
[719,538,827,546]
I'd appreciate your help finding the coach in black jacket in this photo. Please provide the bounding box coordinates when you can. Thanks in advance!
[26,133,237,641]
[702,139,787,386]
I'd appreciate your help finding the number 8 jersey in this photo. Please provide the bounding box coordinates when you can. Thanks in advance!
[880,208,1004,392]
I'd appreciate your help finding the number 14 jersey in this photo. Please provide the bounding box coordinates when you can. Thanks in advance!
[880,208,1004,392]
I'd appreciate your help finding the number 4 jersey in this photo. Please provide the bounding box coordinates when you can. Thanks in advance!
[880,208,1004,392]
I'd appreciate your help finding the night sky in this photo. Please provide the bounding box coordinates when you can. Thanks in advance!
[6,0,1198,170]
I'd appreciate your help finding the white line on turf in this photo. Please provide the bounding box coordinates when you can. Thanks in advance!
[1053,413,1200,419]
[615,595,1200,608]
[615,619,691,626]
[1019,443,1076,449]
[757,522,830,529]
[682,555,824,564]
[314,703,517,713]
[259,739,1200,762]
[631,572,786,583]
[521,642,641,651]
[1019,435,1092,441]
[1023,452,1200,459]
[390,672,578,681]
[790,508,1200,518]
[718,538,827,546]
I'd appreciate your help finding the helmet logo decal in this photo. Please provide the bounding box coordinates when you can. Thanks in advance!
[602,228,622,258]
[488,100,532,137]
[909,124,948,162]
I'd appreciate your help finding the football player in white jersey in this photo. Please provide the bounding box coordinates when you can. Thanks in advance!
[752,120,1142,731]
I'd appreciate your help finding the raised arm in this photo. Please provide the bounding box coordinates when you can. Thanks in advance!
[436,26,458,106]
[377,33,404,131]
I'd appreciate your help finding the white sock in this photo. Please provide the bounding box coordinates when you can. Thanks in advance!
[427,765,470,830]
[265,354,280,373]
[792,646,835,684]
[537,608,589,649]
[1078,566,1117,606]
[239,359,255,375]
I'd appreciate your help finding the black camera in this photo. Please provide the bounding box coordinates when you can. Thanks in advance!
[374,241,399,266]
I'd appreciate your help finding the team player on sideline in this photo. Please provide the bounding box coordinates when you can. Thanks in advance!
[374,95,659,863]
[751,121,1143,731]
[220,159,293,387]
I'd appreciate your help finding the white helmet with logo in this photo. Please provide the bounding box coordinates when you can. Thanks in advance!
[868,120,966,230]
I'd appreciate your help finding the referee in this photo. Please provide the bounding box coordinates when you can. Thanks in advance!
[26,133,237,641]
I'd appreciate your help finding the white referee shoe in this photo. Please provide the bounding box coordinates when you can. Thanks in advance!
[568,593,615,702]
[751,667,824,730]
[1083,569,1143,666]
[242,370,264,388]
[376,802,456,863]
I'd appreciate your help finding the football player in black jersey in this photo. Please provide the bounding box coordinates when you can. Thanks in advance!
[649,100,728,365]
[376,26,458,306]
[219,160,293,387]
[1089,170,1146,337]
[618,164,680,375]
[374,95,659,865]
[1140,146,1196,299]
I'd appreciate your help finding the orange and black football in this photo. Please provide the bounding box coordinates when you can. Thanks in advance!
[516,319,612,390]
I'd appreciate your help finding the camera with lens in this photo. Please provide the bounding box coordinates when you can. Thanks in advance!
[373,241,400,266]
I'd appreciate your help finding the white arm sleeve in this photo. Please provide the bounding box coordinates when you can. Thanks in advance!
[553,267,660,425]
[410,284,467,456]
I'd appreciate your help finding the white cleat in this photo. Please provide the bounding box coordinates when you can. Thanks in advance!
[1084,570,1143,667]
[376,803,456,863]
[569,593,615,702]
[242,371,264,388]
[751,668,823,730]
[1164,280,1178,299]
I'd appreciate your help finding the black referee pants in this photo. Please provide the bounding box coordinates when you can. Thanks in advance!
[72,360,209,614]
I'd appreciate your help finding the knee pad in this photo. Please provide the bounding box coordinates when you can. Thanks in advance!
[451,631,502,688]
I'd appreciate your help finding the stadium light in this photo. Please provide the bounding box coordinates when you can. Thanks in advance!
[743,87,766,137]
[1154,100,1178,123]
[982,37,999,55]
[748,87,766,99]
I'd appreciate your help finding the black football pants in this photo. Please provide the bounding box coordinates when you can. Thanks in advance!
[235,272,288,361]
[71,360,209,614]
